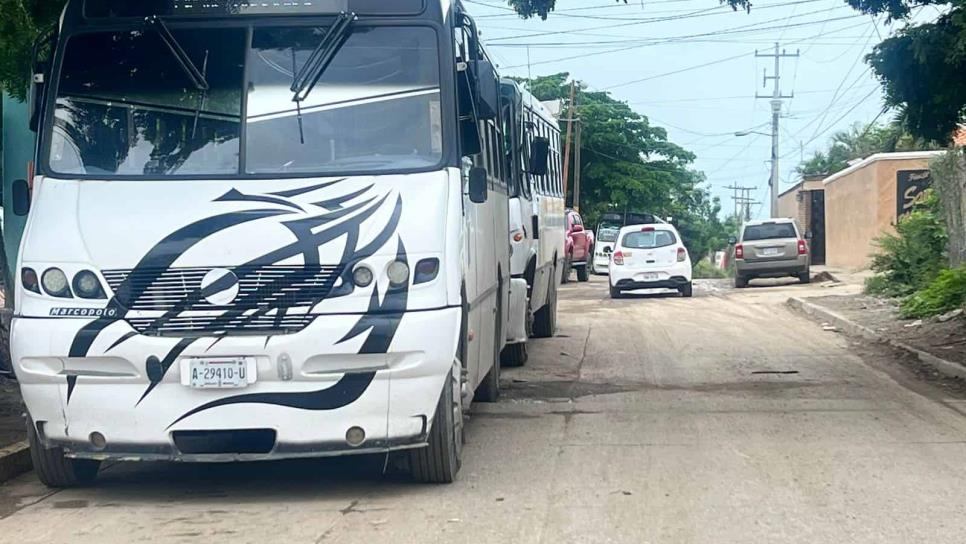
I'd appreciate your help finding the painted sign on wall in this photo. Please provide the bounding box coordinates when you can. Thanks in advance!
[896,169,932,220]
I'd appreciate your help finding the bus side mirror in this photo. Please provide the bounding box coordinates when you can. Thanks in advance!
[469,167,488,204]
[529,137,550,177]
[13,179,31,216]
[471,59,499,121]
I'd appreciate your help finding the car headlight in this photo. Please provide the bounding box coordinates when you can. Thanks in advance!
[41,268,72,298]
[387,261,410,287]
[73,270,106,299]
[352,266,374,288]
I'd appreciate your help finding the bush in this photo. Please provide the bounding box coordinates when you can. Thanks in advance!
[693,259,731,279]
[866,190,947,297]
[900,266,966,318]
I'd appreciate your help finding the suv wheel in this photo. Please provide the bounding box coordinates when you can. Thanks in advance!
[798,271,811,284]
[734,275,748,289]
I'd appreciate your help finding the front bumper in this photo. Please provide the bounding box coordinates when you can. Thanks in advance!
[12,307,460,461]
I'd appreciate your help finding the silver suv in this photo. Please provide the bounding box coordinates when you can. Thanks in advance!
[732,219,810,288]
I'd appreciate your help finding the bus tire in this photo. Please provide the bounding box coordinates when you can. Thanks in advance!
[501,341,528,367]
[532,269,557,338]
[27,417,100,488]
[476,290,502,402]
[408,371,462,484]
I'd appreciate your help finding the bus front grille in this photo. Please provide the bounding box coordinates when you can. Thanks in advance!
[126,312,319,337]
[101,265,344,312]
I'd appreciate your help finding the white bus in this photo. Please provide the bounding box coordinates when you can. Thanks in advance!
[500,80,565,366]
[12,0,510,486]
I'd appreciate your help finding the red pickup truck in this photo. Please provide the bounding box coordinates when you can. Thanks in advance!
[564,209,594,283]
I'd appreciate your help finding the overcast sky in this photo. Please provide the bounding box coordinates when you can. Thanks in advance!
[464,0,933,218]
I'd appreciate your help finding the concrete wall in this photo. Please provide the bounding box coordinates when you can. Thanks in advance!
[824,155,938,270]
[777,186,799,220]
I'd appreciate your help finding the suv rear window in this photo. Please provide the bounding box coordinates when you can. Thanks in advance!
[743,223,797,241]
[622,230,676,249]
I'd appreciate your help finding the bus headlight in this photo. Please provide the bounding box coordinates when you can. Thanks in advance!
[41,268,72,298]
[387,261,410,287]
[21,268,41,294]
[73,270,106,299]
[352,266,374,288]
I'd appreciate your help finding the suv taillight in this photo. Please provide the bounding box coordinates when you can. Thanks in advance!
[677,247,687,262]
[613,251,624,265]
[798,239,808,255]
[735,244,744,259]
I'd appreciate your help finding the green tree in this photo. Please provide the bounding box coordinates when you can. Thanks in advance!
[848,0,966,142]
[0,0,65,98]
[521,73,728,260]
[797,120,943,177]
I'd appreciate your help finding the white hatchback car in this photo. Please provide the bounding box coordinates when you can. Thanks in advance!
[608,224,693,298]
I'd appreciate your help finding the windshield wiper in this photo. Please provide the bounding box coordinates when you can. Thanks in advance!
[145,15,210,92]
[290,11,356,103]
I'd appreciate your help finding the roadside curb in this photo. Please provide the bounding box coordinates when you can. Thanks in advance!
[787,297,966,381]
[0,441,31,483]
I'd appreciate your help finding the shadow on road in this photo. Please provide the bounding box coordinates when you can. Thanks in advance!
[80,454,432,502]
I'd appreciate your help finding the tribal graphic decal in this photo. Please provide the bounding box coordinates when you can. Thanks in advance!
[167,239,410,428]
[63,179,407,409]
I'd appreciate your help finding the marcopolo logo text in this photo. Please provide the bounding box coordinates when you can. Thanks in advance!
[50,307,119,318]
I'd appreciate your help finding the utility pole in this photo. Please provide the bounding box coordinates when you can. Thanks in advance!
[561,80,578,202]
[726,184,756,226]
[573,115,583,211]
[755,43,798,218]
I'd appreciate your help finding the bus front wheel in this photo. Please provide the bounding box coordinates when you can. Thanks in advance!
[408,368,463,483]
[27,417,100,488]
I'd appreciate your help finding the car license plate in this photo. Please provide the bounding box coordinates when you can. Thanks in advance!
[187,358,250,389]
[762,247,780,256]
[641,272,659,281]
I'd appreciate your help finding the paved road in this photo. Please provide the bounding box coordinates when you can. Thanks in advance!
[3,276,966,543]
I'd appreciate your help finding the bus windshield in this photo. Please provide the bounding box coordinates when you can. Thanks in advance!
[47,24,442,177]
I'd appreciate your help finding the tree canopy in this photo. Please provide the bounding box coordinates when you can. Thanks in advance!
[522,73,728,260]
[797,120,944,177]
[849,0,966,142]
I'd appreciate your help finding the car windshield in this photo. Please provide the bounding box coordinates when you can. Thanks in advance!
[598,228,620,243]
[622,230,676,249]
[46,25,441,177]
[743,223,797,241]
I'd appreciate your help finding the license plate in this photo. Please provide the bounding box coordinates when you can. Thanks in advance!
[186,358,251,389]
[762,247,780,256]
[641,272,659,281]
